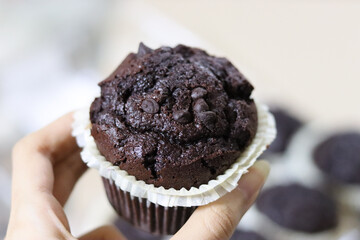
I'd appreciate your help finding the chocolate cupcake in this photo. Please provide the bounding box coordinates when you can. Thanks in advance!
[73,43,276,235]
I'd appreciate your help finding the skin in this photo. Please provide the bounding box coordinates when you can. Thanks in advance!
[5,113,270,240]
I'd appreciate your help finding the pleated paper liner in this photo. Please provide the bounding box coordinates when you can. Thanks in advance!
[103,178,196,235]
[72,102,276,234]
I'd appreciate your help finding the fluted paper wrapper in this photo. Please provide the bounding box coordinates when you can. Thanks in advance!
[103,178,196,235]
[72,102,276,234]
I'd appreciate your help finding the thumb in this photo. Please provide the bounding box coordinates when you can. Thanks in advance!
[172,160,270,240]
[78,225,127,240]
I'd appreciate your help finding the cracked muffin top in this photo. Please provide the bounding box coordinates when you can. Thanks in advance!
[90,43,258,190]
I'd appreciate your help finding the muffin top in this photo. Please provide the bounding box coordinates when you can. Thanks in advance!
[256,184,338,233]
[313,132,360,184]
[90,43,258,190]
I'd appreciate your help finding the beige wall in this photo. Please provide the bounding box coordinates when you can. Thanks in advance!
[101,0,360,127]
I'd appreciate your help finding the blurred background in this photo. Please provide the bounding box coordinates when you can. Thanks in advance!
[1,0,360,239]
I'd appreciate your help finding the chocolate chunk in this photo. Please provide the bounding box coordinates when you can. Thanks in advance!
[191,87,207,99]
[141,99,159,114]
[198,111,217,128]
[173,110,192,124]
[159,46,172,52]
[194,98,209,112]
[137,42,153,57]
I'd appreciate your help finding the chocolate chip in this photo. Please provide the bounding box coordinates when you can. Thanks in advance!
[115,118,126,129]
[191,87,207,99]
[141,99,159,114]
[198,111,217,128]
[173,110,192,124]
[160,46,172,52]
[137,42,153,57]
[194,99,209,112]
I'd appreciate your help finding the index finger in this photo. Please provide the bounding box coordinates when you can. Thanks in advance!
[172,161,270,240]
[24,112,79,164]
[12,112,79,195]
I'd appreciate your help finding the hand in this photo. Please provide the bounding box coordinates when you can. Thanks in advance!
[5,113,270,240]
[172,160,269,240]
[5,113,125,240]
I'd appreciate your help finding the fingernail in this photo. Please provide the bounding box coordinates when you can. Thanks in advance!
[237,160,270,202]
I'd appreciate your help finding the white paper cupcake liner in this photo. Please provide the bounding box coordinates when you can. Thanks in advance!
[72,102,276,207]
[285,123,360,211]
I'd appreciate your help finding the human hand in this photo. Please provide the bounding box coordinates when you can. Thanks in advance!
[172,160,269,240]
[5,113,269,240]
[5,113,125,240]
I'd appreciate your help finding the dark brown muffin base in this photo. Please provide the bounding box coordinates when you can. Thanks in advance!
[102,178,196,235]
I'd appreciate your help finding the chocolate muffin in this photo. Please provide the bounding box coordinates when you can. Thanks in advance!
[230,229,266,240]
[90,43,258,190]
[313,132,360,184]
[256,184,338,233]
[264,108,302,155]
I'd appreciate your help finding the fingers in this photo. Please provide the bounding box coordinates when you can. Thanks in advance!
[17,112,79,164]
[172,160,270,240]
[7,112,90,240]
[78,225,127,240]
[11,112,80,201]
[53,149,88,206]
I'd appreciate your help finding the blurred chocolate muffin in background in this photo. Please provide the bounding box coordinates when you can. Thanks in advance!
[313,132,360,184]
[261,108,302,159]
[257,184,338,233]
[312,131,360,212]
